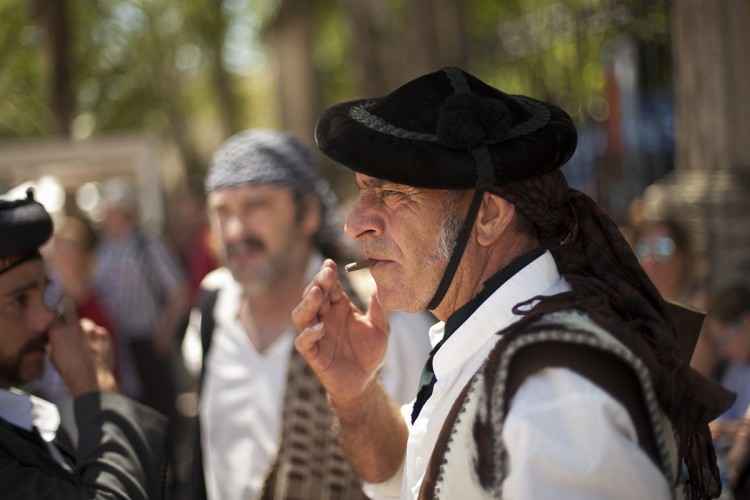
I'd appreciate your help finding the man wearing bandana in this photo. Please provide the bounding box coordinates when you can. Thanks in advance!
[0,190,167,498]
[292,67,734,499]
[184,129,432,500]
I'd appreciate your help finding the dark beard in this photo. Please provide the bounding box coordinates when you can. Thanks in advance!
[0,333,48,386]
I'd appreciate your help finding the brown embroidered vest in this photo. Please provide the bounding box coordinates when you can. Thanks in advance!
[260,346,368,500]
[196,268,369,500]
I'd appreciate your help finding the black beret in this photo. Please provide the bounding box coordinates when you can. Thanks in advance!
[0,190,53,273]
[315,66,578,190]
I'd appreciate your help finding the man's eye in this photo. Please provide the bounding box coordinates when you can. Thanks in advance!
[10,294,28,309]
[381,190,401,198]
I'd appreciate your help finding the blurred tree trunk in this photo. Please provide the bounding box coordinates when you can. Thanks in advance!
[405,0,468,76]
[340,0,468,97]
[265,0,320,143]
[205,0,237,138]
[162,73,205,178]
[33,0,74,137]
[338,0,403,96]
[642,0,750,289]
[144,9,204,180]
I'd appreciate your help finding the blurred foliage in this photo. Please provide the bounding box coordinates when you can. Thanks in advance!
[469,0,671,125]
[0,0,671,182]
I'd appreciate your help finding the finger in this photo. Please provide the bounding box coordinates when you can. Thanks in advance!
[322,258,338,274]
[329,277,345,303]
[79,317,96,333]
[316,264,339,293]
[57,295,78,326]
[301,262,327,297]
[294,322,325,354]
[292,284,325,330]
[299,259,337,298]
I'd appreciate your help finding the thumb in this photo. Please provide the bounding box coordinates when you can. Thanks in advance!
[367,290,390,336]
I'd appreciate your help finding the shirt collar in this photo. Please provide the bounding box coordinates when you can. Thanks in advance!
[443,247,545,337]
[0,387,60,443]
[432,250,567,380]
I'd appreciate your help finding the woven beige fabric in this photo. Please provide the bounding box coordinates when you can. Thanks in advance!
[260,347,368,500]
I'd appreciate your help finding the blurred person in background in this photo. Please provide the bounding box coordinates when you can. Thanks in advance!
[634,218,708,309]
[29,214,117,439]
[0,190,166,499]
[50,214,116,363]
[706,284,750,424]
[703,284,750,498]
[181,129,431,500]
[92,177,191,494]
[633,219,719,378]
[93,177,190,402]
[170,179,219,309]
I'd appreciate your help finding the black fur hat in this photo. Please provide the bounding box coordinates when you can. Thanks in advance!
[0,190,53,274]
[315,66,578,190]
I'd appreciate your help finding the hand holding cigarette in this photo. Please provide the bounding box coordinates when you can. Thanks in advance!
[293,259,390,402]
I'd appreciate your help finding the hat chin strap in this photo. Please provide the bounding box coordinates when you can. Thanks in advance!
[426,189,484,311]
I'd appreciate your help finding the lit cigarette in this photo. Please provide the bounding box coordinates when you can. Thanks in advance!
[345,258,377,273]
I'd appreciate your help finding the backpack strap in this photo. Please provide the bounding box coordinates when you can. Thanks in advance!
[189,288,220,500]
[198,288,220,385]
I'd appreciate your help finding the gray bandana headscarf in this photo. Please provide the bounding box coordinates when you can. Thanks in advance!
[206,129,319,193]
[205,129,353,262]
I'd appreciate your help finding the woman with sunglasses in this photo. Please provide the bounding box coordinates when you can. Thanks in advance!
[634,218,708,309]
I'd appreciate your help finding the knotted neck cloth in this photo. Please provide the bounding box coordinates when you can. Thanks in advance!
[491,170,734,500]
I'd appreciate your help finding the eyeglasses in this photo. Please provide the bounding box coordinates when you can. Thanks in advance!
[635,236,676,262]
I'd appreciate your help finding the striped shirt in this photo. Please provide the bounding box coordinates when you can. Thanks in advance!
[93,228,185,340]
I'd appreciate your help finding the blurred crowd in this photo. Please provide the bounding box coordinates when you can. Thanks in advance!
[15,130,434,499]
[625,214,750,499]
[25,175,218,497]
[8,140,749,499]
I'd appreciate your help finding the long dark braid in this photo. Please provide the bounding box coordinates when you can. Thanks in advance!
[491,170,734,499]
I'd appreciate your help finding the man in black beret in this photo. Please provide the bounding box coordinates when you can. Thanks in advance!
[0,190,167,498]
[293,67,733,499]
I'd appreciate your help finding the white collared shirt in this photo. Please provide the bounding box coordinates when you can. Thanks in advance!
[198,265,306,500]
[187,251,433,500]
[0,387,71,470]
[369,250,671,499]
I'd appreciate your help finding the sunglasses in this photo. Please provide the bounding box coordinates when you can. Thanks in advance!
[635,236,676,262]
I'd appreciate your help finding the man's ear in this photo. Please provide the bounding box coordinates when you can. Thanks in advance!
[475,192,516,247]
[301,194,322,237]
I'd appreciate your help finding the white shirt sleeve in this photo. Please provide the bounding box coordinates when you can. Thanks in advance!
[502,368,671,500]
[181,307,204,379]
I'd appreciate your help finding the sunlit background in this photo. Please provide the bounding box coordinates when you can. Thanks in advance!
[1,0,748,289]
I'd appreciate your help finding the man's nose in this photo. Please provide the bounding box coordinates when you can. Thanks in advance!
[225,214,246,240]
[344,197,382,240]
[35,300,58,332]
